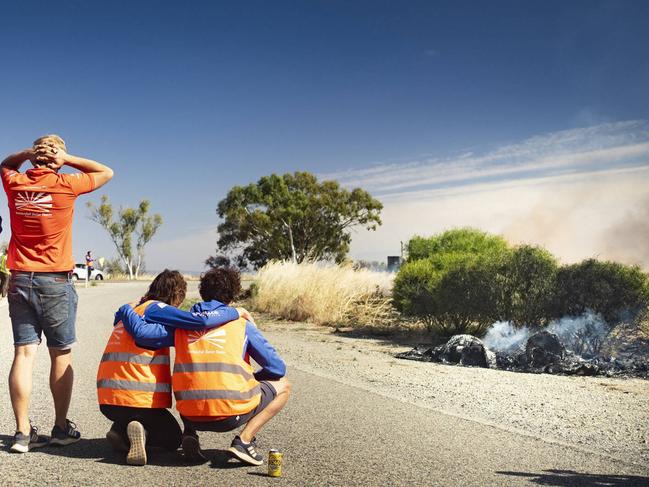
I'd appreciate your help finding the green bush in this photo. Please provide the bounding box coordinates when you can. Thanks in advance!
[406,227,509,262]
[102,257,126,275]
[393,254,500,336]
[396,228,649,336]
[395,228,512,335]
[498,245,559,327]
[554,259,649,323]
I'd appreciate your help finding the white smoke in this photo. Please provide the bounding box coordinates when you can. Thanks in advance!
[482,321,530,353]
[482,311,610,358]
[546,312,609,358]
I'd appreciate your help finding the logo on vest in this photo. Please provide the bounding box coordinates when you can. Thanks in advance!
[187,328,226,354]
[15,191,53,216]
[109,324,125,345]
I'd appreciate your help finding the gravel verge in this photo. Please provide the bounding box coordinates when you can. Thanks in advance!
[259,318,649,466]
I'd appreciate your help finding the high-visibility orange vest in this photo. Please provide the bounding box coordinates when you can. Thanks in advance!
[97,300,172,408]
[173,317,261,417]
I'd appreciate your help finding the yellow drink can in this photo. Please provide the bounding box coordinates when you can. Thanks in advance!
[268,449,283,477]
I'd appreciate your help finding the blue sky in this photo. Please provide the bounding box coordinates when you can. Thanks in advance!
[1,1,648,271]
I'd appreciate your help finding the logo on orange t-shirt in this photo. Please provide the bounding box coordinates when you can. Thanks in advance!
[15,191,54,215]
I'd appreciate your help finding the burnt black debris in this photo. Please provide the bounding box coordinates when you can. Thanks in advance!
[525,331,565,368]
[396,335,496,368]
[396,330,649,379]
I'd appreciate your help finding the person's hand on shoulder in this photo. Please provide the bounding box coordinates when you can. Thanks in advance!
[237,307,256,326]
[114,302,136,326]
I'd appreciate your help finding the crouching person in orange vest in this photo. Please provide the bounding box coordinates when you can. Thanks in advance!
[116,267,290,466]
[97,269,242,466]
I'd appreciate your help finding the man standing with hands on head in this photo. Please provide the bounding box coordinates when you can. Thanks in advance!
[1,135,113,453]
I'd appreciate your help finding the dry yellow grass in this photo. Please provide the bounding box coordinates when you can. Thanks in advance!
[251,261,394,327]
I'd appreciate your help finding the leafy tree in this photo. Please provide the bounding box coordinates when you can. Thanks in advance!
[213,172,382,269]
[204,254,249,270]
[87,196,162,279]
[205,255,231,269]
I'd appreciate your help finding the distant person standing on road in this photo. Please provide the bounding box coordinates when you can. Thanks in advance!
[85,250,94,277]
[1,135,113,453]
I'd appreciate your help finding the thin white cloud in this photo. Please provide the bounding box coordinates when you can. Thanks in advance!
[379,163,649,203]
[322,120,649,195]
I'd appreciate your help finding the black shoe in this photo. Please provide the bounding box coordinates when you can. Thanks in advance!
[50,419,81,446]
[182,434,207,464]
[10,424,48,453]
[228,436,263,466]
[106,426,129,453]
[126,421,147,466]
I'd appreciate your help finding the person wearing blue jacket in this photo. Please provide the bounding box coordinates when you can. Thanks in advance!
[115,267,290,466]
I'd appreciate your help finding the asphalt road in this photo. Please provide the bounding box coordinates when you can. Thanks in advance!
[0,282,647,486]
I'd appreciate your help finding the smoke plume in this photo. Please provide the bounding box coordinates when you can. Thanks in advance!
[601,195,649,268]
[482,312,609,359]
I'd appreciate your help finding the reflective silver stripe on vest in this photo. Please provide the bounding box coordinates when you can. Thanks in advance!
[101,352,170,365]
[174,385,260,401]
[173,362,254,380]
[97,379,171,393]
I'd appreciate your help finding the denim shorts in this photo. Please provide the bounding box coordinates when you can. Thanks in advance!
[8,272,78,349]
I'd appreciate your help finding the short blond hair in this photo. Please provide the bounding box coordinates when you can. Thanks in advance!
[33,134,67,151]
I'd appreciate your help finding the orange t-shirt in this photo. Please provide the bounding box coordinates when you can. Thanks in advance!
[1,167,95,272]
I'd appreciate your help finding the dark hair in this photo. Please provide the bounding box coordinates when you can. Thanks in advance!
[199,267,241,304]
[143,269,187,307]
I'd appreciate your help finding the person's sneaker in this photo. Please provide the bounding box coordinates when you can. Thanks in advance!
[9,425,48,453]
[125,421,147,466]
[106,427,129,453]
[50,419,81,446]
[228,435,263,466]
[181,433,207,464]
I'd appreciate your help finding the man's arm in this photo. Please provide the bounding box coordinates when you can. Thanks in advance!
[1,149,34,172]
[116,304,174,349]
[63,154,113,189]
[40,146,113,189]
[143,301,241,330]
[245,322,286,381]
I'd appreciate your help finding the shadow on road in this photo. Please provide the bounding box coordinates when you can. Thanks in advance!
[209,449,253,469]
[0,434,15,450]
[0,437,191,467]
[3,436,258,470]
[497,469,649,486]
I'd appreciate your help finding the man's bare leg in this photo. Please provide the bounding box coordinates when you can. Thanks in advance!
[9,344,38,434]
[49,348,73,429]
[239,377,291,443]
